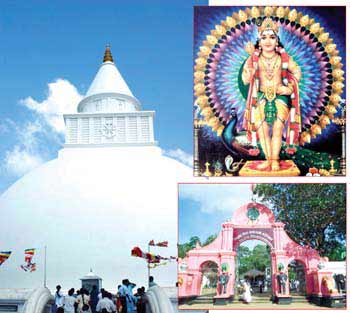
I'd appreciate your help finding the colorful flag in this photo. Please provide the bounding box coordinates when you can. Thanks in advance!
[149,261,168,269]
[131,247,144,258]
[21,248,36,272]
[156,241,168,247]
[148,240,168,247]
[131,247,161,264]
[0,251,12,266]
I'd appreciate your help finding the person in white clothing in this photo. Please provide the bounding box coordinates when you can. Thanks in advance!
[242,281,252,304]
[63,289,76,313]
[55,285,64,311]
[96,291,116,313]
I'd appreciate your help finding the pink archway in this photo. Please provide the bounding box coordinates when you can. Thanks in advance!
[178,202,338,305]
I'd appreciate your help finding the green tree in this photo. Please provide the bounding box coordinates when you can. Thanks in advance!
[237,244,271,276]
[178,235,215,258]
[203,234,217,246]
[254,184,346,260]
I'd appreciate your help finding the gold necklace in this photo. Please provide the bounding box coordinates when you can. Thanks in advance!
[260,55,280,102]
[261,55,280,80]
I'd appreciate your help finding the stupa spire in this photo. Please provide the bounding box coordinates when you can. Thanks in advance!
[103,45,114,63]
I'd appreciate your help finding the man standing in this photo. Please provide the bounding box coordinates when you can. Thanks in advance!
[149,276,157,288]
[53,285,64,313]
[96,290,116,313]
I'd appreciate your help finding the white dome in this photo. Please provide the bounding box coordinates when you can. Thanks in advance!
[86,61,134,99]
[0,146,191,291]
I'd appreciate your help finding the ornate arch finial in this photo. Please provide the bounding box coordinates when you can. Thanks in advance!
[103,44,114,63]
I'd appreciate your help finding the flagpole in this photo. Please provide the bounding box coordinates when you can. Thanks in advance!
[44,246,47,288]
[147,243,150,288]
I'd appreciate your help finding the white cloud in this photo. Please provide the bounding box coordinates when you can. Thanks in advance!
[1,79,82,179]
[20,79,83,133]
[4,145,44,176]
[179,184,252,213]
[163,148,193,167]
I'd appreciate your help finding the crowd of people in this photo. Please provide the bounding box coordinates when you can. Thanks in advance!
[53,277,157,313]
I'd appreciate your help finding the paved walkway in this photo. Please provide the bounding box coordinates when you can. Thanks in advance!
[180,294,345,310]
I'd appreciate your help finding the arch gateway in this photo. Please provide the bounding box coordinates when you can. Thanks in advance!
[178,202,344,307]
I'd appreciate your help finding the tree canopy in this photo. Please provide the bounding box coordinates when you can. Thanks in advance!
[253,184,346,261]
[237,244,271,276]
[178,234,217,258]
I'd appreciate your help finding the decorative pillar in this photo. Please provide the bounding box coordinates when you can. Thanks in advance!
[213,252,235,305]
[272,253,292,304]
[221,222,234,250]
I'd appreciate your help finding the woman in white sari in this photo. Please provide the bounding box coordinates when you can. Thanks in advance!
[242,281,252,304]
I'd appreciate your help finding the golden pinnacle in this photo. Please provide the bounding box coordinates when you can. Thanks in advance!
[194,83,206,97]
[103,45,114,63]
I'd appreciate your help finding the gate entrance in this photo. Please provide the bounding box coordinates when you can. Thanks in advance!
[235,240,272,297]
[179,202,339,305]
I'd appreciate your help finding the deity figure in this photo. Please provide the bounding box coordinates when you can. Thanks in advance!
[242,18,301,171]
[276,271,288,294]
[218,272,230,295]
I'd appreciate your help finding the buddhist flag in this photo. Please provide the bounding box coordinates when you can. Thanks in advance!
[131,247,144,258]
[149,240,168,247]
[131,247,162,264]
[156,241,168,247]
[21,248,36,272]
[0,251,12,266]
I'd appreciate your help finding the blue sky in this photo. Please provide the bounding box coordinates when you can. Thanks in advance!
[179,184,253,244]
[0,0,207,193]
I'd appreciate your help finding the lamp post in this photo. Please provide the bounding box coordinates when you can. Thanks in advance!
[332,102,346,175]
[194,105,205,176]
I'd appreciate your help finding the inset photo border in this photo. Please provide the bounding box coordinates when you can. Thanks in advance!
[178,183,346,310]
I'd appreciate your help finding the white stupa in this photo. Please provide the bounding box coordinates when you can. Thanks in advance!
[0,47,191,291]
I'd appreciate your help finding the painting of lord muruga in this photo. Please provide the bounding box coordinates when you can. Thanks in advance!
[193,6,346,177]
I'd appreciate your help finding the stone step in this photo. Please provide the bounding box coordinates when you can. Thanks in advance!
[189,296,310,305]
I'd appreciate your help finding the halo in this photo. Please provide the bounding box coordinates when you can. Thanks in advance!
[194,6,344,145]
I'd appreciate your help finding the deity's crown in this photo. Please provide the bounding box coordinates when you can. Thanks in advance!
[258,18,279,35]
